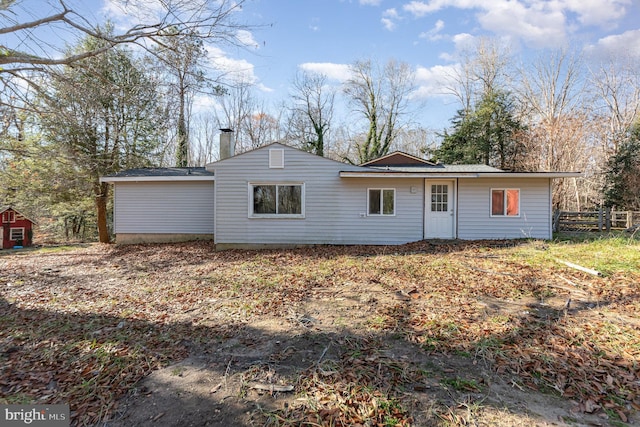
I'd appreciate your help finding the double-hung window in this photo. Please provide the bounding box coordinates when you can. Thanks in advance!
[491,189,520,217]
[10,228,24,241]
[250,183,304,218]
[368,188,395,216]
[2,211,15,223]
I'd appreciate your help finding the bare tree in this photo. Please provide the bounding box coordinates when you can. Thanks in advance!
[514,49,601,210]
[216,80,256,153]
[444,37,512,114]
[589,58,640,155]
[1,0,247,71]
[244,109,282,149]
[517,49,583,123]
[190,114,220,165]
[152,29,207,167]
[390,127,439,158]
[214,80,281,154]
[516,49,587,170]
[0,0,251,115]
[287,71,335,156]
[343,58,416,163]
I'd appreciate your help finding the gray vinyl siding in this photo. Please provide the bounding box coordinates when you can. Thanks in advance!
[114,181,214,234]
[457,178,552,240]
[211,144,424,245]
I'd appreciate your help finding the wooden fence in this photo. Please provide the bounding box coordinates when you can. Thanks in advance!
[553,209,640,232]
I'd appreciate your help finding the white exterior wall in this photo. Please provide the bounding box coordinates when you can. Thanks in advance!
[457,178,552,240]
[114,181,215,234]
[211,144,424,246]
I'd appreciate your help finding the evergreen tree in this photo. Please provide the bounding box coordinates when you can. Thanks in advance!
[604,123,640,210]
[435,90,525,169]
[40,32,165,243]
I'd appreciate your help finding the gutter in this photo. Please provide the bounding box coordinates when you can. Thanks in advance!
[339,171,582,179]
[100,176,216,183]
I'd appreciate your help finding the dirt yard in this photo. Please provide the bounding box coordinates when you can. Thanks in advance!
[1,239,638,426]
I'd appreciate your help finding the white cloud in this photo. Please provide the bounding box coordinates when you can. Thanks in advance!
[383,7,400,18]
[403,0,440,17]
[584,29,640,60]
[299,63,352,82]
[192,94,219,112]
[436,32,476,61]
[413,64,458,99]
[236,30,260,49]
[401,0,632,49]
[419,19,445,41]
[256,83,274,93]
[562,0,631,27]
[381,8,400,31]
[381,18,396,31]
[477,1,567,48]
[437,33,475,61]
[360,0,382,5]
[206,45,261,85]
[101,0,173,30]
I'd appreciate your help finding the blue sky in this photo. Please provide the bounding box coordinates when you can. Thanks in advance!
[5,0,640,129]
[209,0,640,128]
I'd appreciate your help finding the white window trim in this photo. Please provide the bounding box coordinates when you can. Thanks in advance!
[367,188,396,216]
[10,227,25,241]
[248,182,305,219]
[2,211,16,223]
[490,188,521,218]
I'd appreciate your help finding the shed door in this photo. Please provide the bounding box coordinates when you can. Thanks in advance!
[0,226,3,249]
[425,180,456,239]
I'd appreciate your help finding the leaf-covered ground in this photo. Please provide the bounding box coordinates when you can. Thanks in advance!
[0,238,638,426]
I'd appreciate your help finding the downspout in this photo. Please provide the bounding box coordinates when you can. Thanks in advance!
[455,178,459,239]
[422,178,426,240]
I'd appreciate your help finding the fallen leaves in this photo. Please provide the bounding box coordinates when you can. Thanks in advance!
[1,239,639,426]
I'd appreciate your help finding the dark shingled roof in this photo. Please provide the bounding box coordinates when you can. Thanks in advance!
[368,164,503,173]
[104,167,213,178]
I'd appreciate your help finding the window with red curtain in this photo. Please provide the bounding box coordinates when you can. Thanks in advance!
[506,189,519,216]
[491,189,519,216]
[491,190,504,215]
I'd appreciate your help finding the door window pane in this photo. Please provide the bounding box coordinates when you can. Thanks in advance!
[431,184,448,212]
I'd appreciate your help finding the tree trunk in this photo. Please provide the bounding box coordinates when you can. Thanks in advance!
[95,181,110,243]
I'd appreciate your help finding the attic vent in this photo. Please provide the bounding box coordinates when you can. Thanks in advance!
[269,149,284,168]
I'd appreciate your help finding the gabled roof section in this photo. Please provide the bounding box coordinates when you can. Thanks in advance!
[360,151,436,167]
[0,206,36,223]
[100,167,215,183]
[205,142,365,172]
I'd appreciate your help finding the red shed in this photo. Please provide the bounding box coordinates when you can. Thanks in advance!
[1,207,35,249]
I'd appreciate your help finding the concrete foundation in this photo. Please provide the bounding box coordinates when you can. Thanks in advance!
[115,233,214,245]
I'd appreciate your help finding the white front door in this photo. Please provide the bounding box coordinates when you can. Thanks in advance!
[425,180,455,239]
